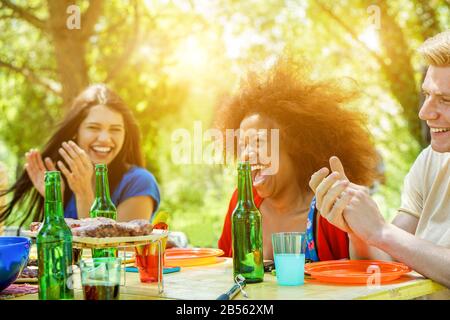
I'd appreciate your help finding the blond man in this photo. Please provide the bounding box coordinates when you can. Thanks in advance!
[310,30,450,288]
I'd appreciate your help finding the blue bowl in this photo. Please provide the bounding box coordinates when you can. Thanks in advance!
[0,237,31,292]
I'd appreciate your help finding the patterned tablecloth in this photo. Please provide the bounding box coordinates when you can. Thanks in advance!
[0,284,39,300]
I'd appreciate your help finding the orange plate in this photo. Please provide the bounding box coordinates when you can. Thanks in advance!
[304,260,411,284]
[165,248,224,267]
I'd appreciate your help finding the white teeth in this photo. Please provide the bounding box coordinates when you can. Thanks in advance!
[92,146,112,153]
[430,128,450,133]
[251,164,267,171]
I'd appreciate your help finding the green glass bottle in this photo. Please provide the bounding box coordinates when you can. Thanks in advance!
[37,171,74,300]
[231,161,264,283]
[90,164,117,258]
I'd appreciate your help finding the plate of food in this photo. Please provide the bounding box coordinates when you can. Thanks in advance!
[23,217,168,248]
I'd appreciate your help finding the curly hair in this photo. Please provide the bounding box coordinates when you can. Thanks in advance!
[215,58,379,192]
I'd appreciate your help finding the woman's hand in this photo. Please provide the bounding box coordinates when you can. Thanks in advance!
[56,141,94,197]
[24,149,61,197]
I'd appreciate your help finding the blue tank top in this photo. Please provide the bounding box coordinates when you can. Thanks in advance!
[64,166,160,219]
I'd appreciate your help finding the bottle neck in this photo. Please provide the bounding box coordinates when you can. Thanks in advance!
[237,163,256,209]
[95,169,111,201]
[44,172,64,220]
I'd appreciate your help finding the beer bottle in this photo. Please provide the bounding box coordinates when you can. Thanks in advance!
[231,161,264,283]
[37,171,74,300]
[90,164,117,258]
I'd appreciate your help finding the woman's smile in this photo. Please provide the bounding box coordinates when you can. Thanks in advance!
[89,145,115,160]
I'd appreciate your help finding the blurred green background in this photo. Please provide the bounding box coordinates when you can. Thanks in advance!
[0,0,449,247]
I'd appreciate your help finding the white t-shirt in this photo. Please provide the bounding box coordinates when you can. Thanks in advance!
[398,146,450,247]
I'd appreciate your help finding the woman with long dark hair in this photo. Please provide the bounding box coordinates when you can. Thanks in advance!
[0,84,160,230]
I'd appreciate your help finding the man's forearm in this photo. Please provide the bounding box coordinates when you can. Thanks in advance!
[349,233,393,261]
[372,223,450,288]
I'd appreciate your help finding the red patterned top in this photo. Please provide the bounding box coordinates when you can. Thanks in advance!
[218,188,350,261]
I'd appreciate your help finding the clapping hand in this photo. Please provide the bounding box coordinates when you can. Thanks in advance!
[25,149,61,197]
[56,140,94,197]
[309,156,385,243]
[309,156,367,232]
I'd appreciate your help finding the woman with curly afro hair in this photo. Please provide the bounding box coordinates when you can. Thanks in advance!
[216,58,379,262]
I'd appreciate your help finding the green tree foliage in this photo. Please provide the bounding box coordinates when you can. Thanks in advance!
[0,0,448,246]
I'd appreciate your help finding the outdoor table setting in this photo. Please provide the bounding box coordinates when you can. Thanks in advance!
[1,0,450,308]
[1,241,447,301]
[0,163,448,301]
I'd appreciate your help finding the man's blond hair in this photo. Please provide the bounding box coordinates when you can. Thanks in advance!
[418,30,450,66]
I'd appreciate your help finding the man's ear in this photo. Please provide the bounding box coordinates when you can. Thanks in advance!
[329,156,348,181]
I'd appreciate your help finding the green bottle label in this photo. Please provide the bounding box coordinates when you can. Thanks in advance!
[37,240,74,300]
[90,209,117,220]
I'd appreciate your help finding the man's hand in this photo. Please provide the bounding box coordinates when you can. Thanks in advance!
[309,156,356,232]
[309,156,387,243]
[343,188,387,244]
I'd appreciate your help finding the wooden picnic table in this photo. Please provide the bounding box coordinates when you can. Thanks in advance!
[12,258,447,300]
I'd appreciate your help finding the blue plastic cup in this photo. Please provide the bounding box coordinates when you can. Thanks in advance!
[272,232,306,286]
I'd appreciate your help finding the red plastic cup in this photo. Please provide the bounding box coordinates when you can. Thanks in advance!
[134,239,166,283]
